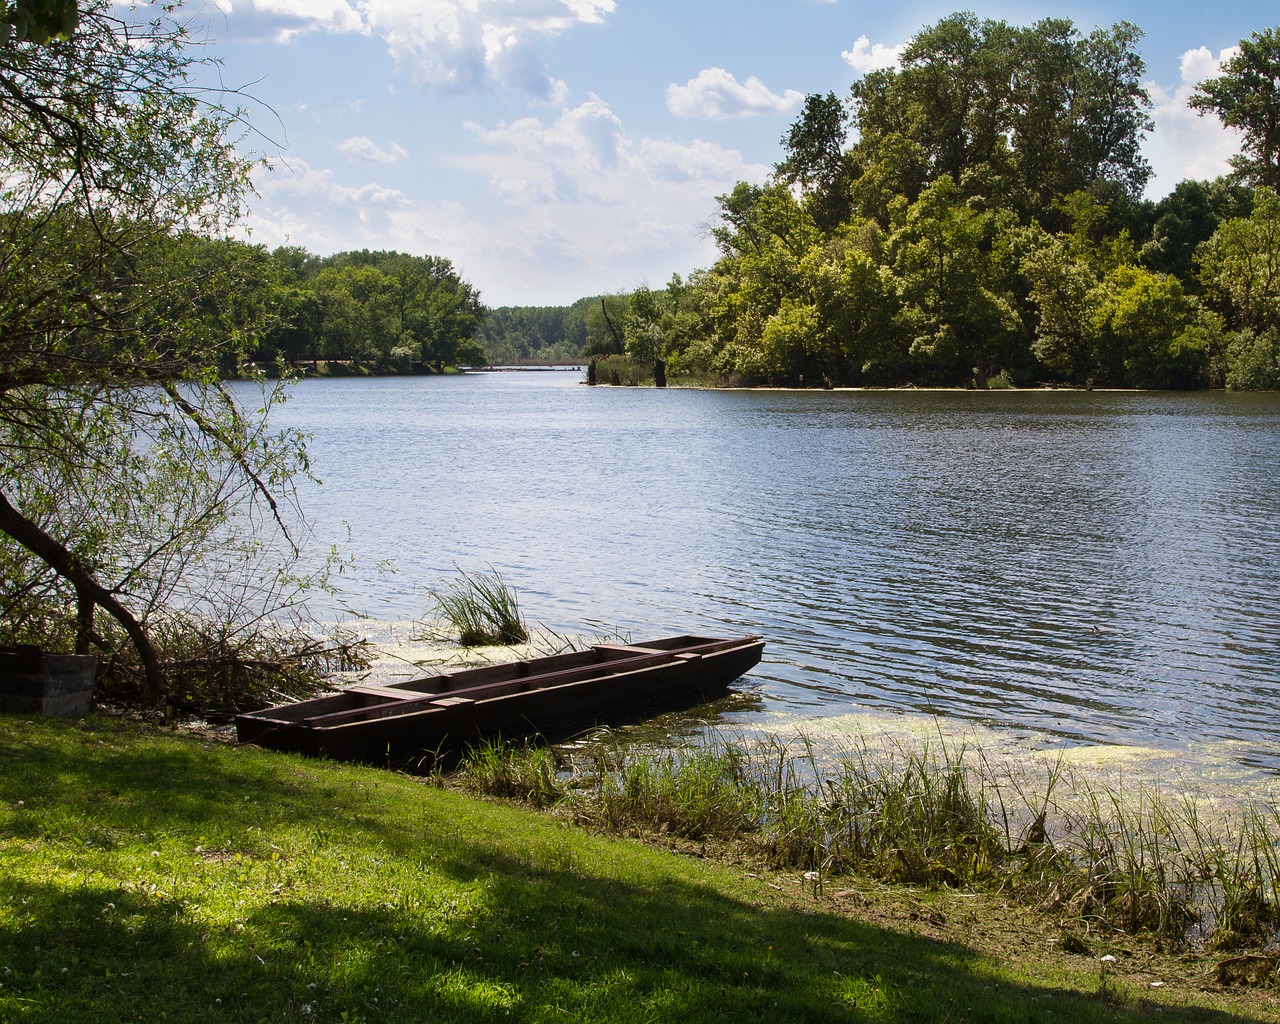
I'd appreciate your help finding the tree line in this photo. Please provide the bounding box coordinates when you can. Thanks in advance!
[483,14,1280,391]
[137,239,489,375]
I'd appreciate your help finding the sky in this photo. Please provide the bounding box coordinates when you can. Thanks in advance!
[182,0,1278,307]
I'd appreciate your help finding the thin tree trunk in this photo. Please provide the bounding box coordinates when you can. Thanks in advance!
[0,488,165,701]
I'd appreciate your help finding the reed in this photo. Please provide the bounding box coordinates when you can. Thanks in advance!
[583,741,762,839]
[458,729,1280,960]
[425,566,529,647]
[461,738,565,807]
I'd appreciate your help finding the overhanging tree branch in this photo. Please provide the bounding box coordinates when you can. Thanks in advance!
[0,487,164,699]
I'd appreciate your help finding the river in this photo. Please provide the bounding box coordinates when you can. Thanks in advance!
[261,371,1280,776]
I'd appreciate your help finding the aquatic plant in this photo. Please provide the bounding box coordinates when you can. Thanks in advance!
[425,567,529,647]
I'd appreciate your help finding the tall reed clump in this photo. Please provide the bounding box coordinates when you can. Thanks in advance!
[815,736,1008,886]
[458,729,1280,962]
[426,567,528,647]
[462,739,566,807]
[584,741,763,840]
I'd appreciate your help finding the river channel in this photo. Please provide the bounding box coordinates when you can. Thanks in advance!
[261,371,1280,776]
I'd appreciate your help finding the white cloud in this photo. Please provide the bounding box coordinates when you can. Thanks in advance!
[187,0,364,44]
[360,0,615,101]
[427,98,767,300]
[338,136,410,162]
[237,96,770,303]
[842,34,905,75]
[1144,45,1243,195]
[210,1,612,99]
[241,157,412,251]
[666,68,805,120]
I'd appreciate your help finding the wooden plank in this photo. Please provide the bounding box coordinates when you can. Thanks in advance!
[303,649,680,727]
[346,683,440,700]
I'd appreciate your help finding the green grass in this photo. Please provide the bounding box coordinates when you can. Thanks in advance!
[424,568,529,647]
[465,733,1280,960]
[1,714,1276,1023]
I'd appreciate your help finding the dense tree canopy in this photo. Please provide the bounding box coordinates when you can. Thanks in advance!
[582,12,1275,392]
[1191,28,1280,189]
[846,14,1153,224]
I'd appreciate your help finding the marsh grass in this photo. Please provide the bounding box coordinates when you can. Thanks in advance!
[462,738,564,807]
[423,567,528,647]
[460,730,1280,963]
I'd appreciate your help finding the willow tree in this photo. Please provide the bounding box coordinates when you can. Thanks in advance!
[0,1,307,701]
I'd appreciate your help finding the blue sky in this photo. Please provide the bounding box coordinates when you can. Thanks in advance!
[186,0,1277,306]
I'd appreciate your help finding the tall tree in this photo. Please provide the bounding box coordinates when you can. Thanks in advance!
[848,14,1153,221]
[1191,28,1280,188]
[776,92,853,232]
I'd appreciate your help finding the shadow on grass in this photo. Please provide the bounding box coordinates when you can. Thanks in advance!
[0,715,1268,1023]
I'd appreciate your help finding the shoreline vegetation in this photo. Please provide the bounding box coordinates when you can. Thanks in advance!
[1,710,1277,1022]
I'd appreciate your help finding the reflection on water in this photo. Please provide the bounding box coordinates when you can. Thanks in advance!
[260,373,1280,773]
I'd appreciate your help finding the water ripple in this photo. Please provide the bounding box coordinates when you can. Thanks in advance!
[256,376,1280,772]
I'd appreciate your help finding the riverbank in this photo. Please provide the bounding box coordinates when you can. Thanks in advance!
[1,713,1275,1022]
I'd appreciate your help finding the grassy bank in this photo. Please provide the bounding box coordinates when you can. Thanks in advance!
[489,733,1280,960]
[1,714,1275,1023]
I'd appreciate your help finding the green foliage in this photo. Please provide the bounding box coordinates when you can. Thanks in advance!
[425,567,529,647]
[1190,27,1280,189]
[0,2,331,698]
[585,742,762,840]
[849,14,1153,223]
[475,297,596,363]
[268,249,486,371]
[669,12,1252,391]
[1197,186,1280,336]
[0,0,77,45]
[775,91,853,232]
[1141,178,1255,280]
[1225,328,1280,389]
[1089,265,1215,388]
[462,740,566,807]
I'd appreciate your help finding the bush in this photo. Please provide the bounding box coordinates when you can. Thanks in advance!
[1225,329,1280,390]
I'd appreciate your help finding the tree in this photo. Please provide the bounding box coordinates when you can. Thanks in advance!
[1141,178,1254,281]
[847,14,1153,222]
[1196,186,1280,388]
[888,177,1023,385]
[1191,28,1280,188]
[0,0,77,43]
[776,92,853,232]
[1197,186,1280,334]
[850,13,1016,203]
[303,250,486,370]
[1090,265,1216,388]
[0,2,307,700]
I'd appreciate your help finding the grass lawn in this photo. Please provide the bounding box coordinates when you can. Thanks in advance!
[1,713,1274,1023]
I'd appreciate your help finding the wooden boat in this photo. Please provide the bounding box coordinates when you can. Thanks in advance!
[235,633,764,768]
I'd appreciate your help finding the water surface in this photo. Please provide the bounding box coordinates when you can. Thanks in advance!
[264,373,1280,772]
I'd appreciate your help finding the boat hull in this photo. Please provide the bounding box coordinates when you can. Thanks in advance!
[235,634,763,769]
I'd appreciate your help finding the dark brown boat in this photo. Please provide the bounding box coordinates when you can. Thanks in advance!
[235,633,764,768]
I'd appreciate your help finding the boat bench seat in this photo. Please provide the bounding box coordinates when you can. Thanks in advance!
[346,683,440,701]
